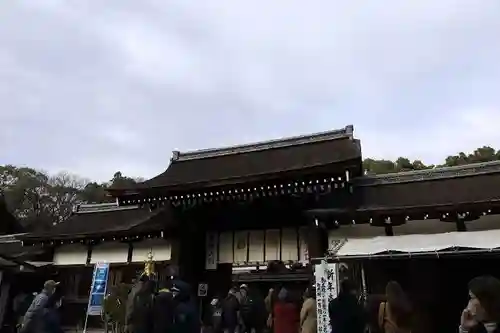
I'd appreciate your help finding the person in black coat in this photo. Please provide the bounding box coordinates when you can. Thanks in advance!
[328,279,366,333]
[42,290,63,333]
[460,275,500,333]
[171,283,200,333]
[152,281,175,333]
[129,279,156,333]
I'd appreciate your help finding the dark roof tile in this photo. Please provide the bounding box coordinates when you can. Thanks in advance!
[0,239,43,258]
[131,125,361,190]
[356,160,500,186]
[22,203,168,240]
[356,163,500,209]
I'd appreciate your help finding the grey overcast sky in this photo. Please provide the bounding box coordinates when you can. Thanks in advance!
[1,1,500,182]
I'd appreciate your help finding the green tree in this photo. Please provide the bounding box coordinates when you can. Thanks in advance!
[80,182,111,204]
[0,166,87,228]
[110,171,141,189]
[363,146,499,175]
[362,158,396,175]
[1,166,142,228]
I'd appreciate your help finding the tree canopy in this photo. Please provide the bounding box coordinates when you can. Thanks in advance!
[0,166,141,229]
[1,145,499,228]
[363,146,500,175]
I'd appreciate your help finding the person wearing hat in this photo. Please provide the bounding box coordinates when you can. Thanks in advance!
[171,281,199,333]
[20,280,59,333]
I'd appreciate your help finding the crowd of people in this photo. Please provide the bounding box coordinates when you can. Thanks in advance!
[12,273,500,333]
[329,276,500,333]
[204,283,317,333]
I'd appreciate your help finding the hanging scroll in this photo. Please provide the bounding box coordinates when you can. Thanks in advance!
[298,227,309,263]
[205,232,218,270]
[315,260,339,333]
[234,231,249,263]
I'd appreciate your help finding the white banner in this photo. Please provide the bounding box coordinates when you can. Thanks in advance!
[315,261,339,333]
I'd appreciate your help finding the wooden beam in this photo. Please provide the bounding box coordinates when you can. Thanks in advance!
[455,218,467,232]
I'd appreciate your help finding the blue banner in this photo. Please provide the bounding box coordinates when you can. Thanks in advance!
[87,262,109,316]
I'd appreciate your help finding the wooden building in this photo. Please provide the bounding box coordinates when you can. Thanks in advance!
[309,161,500,333]
[17,124,500,332]
[19,202,175,329]
[107,125,362,294]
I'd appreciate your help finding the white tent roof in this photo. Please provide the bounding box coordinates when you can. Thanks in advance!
[335,229,500,258]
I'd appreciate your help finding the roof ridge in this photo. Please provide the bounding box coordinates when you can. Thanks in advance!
[171,125,354,162]
[74,202,140,214]
[355,160,500,186]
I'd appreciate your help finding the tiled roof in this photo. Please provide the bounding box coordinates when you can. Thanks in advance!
[0,237,44,258]
[118,125,361,191]
[21,203,170,240]
[354,161,500,210]
[0,234,45,268]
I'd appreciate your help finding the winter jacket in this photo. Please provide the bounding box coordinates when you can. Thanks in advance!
[239,296,253,324]
[273,301,300,333]
[129,289,155,333]
[300,297,317,333]
[152,289,175,333]
[126,281,144,333]
[378,301,411,333]
[329,293,366,333]
[41,308,63,333]
[20,291,50,333]
[172,282,199,333]
[221,294,239,330]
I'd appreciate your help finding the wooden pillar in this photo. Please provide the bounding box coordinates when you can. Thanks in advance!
[306,223,325,259]
[169,237,181,266]
[455,217,467,232]
[384,225,394,236]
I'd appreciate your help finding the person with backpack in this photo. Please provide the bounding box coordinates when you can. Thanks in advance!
[152,281,175,333]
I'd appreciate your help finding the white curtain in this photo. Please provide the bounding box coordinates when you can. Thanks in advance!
[281,228,298,261]
[248,230,265,262]
[53,244,88,266]
[265,230,281,261]
[132,239,171,262]
[90,242,128,264]
[218,232,234,263]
